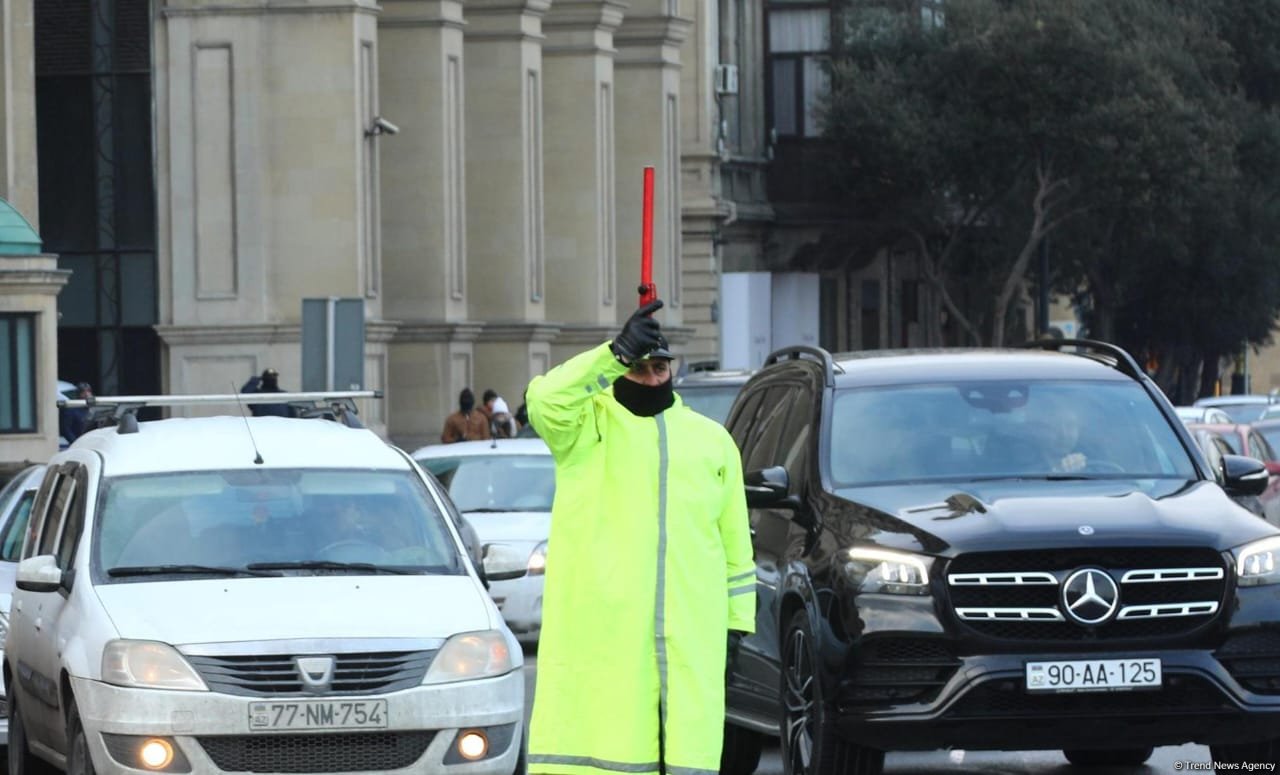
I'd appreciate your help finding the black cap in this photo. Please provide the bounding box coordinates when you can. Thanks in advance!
[645,333,674,360]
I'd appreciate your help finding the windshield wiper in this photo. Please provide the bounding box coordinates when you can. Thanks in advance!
[461,508,515,513]
[246,561,414,575]
[108,564,283,578]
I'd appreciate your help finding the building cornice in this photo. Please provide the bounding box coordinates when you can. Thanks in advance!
[161,0,380,17]
[543,0,626,33]
[378,0,467,29]
[391,321,486,343]
[551,324,616,346]
[155,320,401,346]
[476,322,561,343]
[614,13,692,52]
[0,267,70,295]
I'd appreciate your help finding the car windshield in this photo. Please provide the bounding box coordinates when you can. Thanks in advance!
[417,454,556,513]
[1214,403,1270,423]
[677,385,743,424]
[829,380,1198,486]
[94,469,463,579]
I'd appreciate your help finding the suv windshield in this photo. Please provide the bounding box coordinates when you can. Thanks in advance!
[677,385,743,424]
[418,454,556,513]
[829,380,1198,486]
[94,469,463,579]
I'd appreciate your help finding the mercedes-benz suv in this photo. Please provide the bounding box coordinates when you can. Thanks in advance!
[721,341,1280,775]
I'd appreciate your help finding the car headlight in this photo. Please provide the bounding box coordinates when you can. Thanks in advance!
[527,541,547,575]
[839,547,933,596]
[423,630,515,684]
[102,640,208,691]
[1235,536,1280,587]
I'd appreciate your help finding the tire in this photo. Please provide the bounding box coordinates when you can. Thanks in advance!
[720,722,763,775]
[66,700,96,775]
[1062,747,1153,767]
[779,610,884,775]
[8,695,53,775]
[1210,739,1280,773]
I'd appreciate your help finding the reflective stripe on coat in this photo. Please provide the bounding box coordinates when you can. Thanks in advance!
[526,343,756,775]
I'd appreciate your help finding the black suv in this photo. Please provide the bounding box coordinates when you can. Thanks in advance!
[721,341,1280,775]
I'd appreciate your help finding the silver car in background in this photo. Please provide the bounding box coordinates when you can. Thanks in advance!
[412,440,554,645]
[0,464,47,745]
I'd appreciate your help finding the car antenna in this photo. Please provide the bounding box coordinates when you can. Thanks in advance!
[232,382,265,464]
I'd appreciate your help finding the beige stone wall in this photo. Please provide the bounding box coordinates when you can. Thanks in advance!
[0,0,37,228]
[0,255,68,464]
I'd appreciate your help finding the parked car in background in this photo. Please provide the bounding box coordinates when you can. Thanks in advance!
[1186,422,1280,523]
[1254,418,1280,459]
[1175,406,1235,425]
[674,363,755,425]
[720,341,1278,775]
[413,439,555,645]
[6,393,525,775]
[1194,394,1279,423]
[0,463,46,746]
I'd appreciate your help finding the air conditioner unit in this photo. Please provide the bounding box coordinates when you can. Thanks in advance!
[714,64,739,96]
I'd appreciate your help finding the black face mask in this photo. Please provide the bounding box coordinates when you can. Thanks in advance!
[612,374,674,417]
[460,397,475,413]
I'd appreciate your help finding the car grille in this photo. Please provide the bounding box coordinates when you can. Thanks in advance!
[187,651,436,696]
[946,547,1227,642]
[1216,629,1280,695]
[197,732,434,773]
[945,674,1230,718]
[840,638,960,706]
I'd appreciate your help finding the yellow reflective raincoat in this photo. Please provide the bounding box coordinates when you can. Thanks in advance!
[527,343,756,775]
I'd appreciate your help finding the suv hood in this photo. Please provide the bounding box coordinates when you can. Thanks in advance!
[95,575,492,645]
[829,478,1278,556]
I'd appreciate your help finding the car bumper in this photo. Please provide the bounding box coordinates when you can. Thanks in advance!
[70,669,524,775]
[834,648,1280,752]
[489,575,543,642]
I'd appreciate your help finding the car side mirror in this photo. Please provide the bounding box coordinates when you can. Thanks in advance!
[482,543,528,582]
[1223,454,1270,497]
[16,555,62,593]
[745,466,798,509]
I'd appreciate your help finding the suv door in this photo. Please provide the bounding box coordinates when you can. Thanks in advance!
[11,461,85,749]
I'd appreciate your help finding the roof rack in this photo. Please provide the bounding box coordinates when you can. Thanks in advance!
[60,390,382,434]
[763,345,838,387]
[1021,339,1145,381]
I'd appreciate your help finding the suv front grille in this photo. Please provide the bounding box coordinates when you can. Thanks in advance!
[840,638,960,706]
[197,732,434,773]
[1217,629,1280,695]
[187,651,436,696]
[947,547,1227,642]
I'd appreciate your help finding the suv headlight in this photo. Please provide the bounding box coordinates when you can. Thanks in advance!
[840,547,933,596]
[1235,536,1280,587]
[423,630,515,684]
[527,541,547,575]
[102,640,208,691]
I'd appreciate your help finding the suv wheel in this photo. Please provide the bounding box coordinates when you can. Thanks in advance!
[66,700,97,775]
[1062,748,1152,767]
[720,722,763,775]
[9,695,53,775]
[1210,739,1280,772]
[780,610,884,775]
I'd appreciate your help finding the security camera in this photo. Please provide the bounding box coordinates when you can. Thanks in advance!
[367,116,400,137]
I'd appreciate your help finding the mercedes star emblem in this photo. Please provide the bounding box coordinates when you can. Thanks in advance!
[1078,525,1095,536]
[1061,568,1119,626]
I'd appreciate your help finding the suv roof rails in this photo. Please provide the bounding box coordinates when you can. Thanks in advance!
[1022,338,1145,381]
[763,345,838,387]
[60,390,383,434]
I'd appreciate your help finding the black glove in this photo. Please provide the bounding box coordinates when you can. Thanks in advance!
[726,629,746,683]
[610,300,665,363]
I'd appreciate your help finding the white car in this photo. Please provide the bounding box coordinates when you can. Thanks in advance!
[0,464,46,745]
[412,440,554,645]
[5,396,525,775]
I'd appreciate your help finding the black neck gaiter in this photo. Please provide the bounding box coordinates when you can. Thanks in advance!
[613,376,675,417]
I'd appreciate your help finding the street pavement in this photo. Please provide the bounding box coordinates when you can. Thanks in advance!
[521,650,1218,775]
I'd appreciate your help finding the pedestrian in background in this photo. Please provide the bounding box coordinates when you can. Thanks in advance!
[240,368,290,417]
[60,382,93,443]
[525,299,755,775]
[489,396,517,438]
[441,387,492,443]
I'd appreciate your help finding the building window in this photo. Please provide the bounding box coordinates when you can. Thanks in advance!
[0,314,37,433]
[767,7,831,138]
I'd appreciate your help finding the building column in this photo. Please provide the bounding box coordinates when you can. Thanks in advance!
[379,0,473,448]
[155,1,388,409]
[613,0,691,333]
[464,0,551,397]
[0,0,38,227]
[679,0,726,364]
[541,0,625,336]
